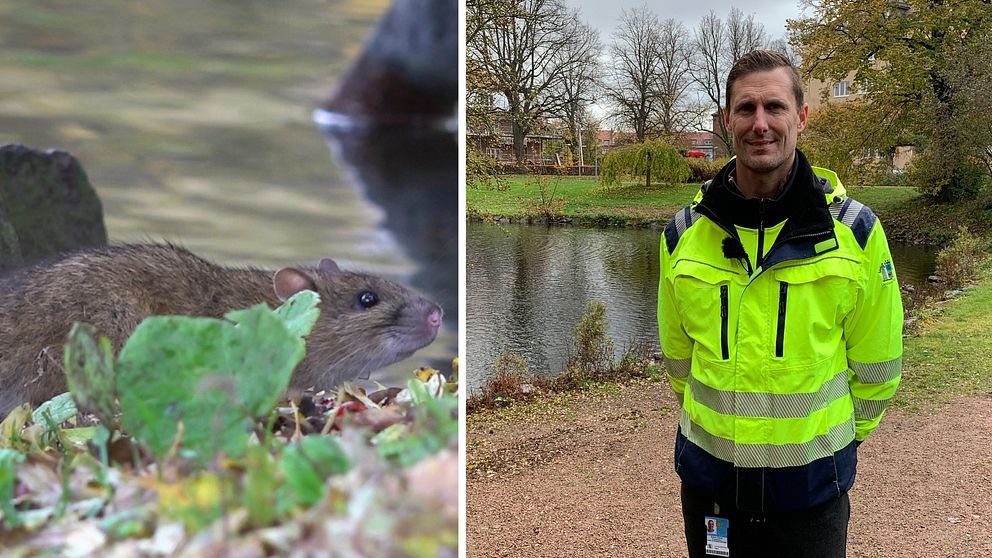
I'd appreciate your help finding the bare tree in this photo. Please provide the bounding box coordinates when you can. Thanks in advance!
[468,0,592,166]
[550,20,602,163]
[688,8,769,155]
[689,11,730,153]
[768,35,801,67]
[726,7,768,62]
[603,6,664,142]
[655,18,698,135]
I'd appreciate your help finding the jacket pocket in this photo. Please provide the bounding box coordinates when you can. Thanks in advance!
[671,259,739,363]
[775,281,788,357]
[771,257,859,365]
[720,284,729,360]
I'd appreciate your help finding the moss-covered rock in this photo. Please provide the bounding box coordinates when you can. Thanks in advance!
[0,143,107,271]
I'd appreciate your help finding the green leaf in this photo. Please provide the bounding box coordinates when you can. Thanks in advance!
[281,436,350,507]
[243,445,279,527]
[32,393,77,428]
[0,448,25,528]
[117,304,307,464]
[376,381,457,467]
[224,304,307,416]
[271,290,321,338]
[63,322,117,425]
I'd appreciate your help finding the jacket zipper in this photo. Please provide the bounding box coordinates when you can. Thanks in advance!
[720,284,730,360]
[775,281,788,357]
[757,200,766,269]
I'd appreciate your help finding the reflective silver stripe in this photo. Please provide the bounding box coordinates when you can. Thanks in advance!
[853,397,890,420]
[829,200,844,221]
[674,207,690,236]
[680,409,856,468]
[664,357,692,379]
[850,356,902,384]
[689,370,850,419]
[840,199,865,228]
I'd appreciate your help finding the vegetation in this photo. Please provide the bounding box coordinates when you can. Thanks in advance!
[934,226,990,291]
[468,174,701,225]
[792,0,992,202]
[0,292,457,555]
[894,256,992,411]
[599,140,691,189]
[468,3,794,169]
[467,300,659,413]
[469,174,992,245]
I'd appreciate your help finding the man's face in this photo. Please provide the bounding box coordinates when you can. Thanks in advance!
[724,67,808,176]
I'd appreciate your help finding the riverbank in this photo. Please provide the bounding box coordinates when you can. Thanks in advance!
[467,175,992,245]
[467,263,992,556]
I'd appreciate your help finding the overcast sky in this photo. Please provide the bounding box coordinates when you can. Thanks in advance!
[569,0,807,47]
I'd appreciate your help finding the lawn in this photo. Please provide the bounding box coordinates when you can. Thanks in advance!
[468,174,992,245]
[467,175,702,225]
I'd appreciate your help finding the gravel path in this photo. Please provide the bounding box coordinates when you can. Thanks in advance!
[467,381,992,558]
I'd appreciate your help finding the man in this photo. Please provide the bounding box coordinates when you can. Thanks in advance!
[657,50,903,557]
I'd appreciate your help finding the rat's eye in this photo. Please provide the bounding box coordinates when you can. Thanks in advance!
[358,291,379,308]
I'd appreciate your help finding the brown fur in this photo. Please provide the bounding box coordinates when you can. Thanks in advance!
[0,244,442,416]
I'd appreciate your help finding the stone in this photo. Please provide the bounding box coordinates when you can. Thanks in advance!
[0,143,107,271]
[944,290,964,299]
[927,275,942,283]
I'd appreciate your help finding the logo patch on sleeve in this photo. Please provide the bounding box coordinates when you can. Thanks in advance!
[879,260,895,282]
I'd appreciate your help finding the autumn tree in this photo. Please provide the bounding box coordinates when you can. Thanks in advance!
[792,0,992,201]
[468,0,593,167]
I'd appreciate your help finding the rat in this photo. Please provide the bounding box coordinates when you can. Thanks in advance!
[0,243,443,417]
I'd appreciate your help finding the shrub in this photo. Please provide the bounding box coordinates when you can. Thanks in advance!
[559,301,615,388]
[687,157,730,183]
[519,174,566,220]
[935,225,988,290]
[466,351,542,412]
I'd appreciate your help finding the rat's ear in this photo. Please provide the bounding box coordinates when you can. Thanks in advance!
[273,267,317,301]
[318,258,341,275]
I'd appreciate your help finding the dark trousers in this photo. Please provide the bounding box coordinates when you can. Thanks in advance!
[681,484,850,558]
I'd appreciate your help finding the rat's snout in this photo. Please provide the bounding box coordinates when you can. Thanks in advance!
[427,307,443,330]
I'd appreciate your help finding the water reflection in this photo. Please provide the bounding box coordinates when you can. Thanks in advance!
[0,0,452,384]
[466,222,939,393]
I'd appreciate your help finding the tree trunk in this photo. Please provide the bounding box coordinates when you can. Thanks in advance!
[645,151,652,188]
[512,121,527,170]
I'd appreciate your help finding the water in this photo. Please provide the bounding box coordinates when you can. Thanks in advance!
[466,222,939,394]
[0,0,455,384]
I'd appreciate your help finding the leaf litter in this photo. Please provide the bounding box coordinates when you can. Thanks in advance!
[0,291,458,557]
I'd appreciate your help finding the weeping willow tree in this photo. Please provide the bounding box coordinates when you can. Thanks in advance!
[599,140,691,188]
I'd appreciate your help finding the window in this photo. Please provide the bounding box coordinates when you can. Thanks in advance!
[833,81,850,97]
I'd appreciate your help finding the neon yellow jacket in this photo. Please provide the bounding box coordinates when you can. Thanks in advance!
[658,152,903,511]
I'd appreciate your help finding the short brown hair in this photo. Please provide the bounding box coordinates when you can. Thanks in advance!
[726,50,804,110]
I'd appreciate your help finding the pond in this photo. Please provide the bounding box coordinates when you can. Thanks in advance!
[0,0,456,385]
[466,221,939,394]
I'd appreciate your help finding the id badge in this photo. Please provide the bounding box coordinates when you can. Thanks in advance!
[704,516,729,557]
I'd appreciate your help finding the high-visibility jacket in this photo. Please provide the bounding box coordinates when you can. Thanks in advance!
[657,151,903,512]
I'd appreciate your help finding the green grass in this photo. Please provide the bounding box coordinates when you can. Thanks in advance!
[467,175,701,225]
[894,264,992,411]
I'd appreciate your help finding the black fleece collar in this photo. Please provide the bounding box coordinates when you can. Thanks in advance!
[696,149,833,238]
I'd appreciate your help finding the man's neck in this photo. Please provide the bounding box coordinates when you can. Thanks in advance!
[733,153,796,199]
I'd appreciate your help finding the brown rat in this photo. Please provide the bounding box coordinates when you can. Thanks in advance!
[0,243,442,417]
